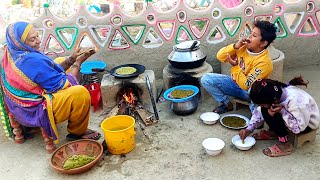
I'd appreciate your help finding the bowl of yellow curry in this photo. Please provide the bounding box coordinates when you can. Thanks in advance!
[50,139,103,174]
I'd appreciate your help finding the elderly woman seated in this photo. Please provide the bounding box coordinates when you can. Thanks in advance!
[1,21,101,152]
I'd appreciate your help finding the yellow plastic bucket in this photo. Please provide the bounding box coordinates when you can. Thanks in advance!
[100,115,136,154]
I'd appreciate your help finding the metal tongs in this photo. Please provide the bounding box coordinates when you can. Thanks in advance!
[145,75,159,120]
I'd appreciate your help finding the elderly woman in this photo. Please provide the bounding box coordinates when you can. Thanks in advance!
[1,21,101,146]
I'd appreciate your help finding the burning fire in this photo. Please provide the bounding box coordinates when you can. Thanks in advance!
[122,88,135,105]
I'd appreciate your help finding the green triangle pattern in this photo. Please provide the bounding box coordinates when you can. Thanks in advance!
[55,27,78,50]
[222,17,241,37]
[121,24,146,45]
[274,17,288,38]
[175,25,193,44]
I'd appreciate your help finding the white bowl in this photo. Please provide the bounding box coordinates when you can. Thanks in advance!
[202,138,225,156]
[200,112,220,125]
[232,135,256,151]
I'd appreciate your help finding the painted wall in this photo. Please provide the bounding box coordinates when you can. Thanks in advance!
[1,0,320,78]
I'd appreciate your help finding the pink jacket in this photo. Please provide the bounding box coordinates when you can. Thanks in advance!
[247,86,320,134]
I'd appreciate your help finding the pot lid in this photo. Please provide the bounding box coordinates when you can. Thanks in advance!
[174,40,200,52]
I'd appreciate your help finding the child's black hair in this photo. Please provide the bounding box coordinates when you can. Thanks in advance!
[254,20,277,48]
[250,75,309,105]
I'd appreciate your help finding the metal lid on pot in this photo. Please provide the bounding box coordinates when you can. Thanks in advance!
[173,40,200,52]
[168,40,207,68]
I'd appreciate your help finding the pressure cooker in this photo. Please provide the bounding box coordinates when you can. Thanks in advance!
[167,40,207,69]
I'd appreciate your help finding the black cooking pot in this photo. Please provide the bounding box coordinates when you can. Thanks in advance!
[109,64,145,79]
[168,40,207,69]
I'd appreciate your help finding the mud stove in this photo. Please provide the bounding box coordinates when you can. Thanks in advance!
[100,70,158,126]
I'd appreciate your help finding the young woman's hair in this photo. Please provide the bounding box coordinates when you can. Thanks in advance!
[250,75,309,104]
[254,20,277,48]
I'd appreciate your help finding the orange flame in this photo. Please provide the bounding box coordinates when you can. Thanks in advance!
[123,89,135,105]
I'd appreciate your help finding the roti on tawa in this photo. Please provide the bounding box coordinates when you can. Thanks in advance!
[115,66,137,75]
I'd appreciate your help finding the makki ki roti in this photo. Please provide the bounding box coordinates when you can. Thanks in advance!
[63,154,95,170]
[171,89,194,99]
[77,48,95,56]
[115,66,137,75]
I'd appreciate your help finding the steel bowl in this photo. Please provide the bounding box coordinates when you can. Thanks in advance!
[170,93,200,115]
[164,85,200,115]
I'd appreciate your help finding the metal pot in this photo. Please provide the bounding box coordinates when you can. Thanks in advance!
[170,93,200,115]
[168,40,207,69]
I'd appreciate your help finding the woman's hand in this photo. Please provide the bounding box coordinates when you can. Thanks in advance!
[69,48,81,62]
[268,104,282,116]
[74,47,96,65]
[239,129,251,140]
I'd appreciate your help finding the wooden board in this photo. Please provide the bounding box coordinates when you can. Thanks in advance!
[136,108,158,126]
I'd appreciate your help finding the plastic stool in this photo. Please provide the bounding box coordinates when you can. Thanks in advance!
[84,83,102,112]
[289,130,317,148]
[80,61,107,111]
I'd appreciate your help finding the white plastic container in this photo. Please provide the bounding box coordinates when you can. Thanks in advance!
[232,135,256,151]
[200,112,220,125]
[202,138,225,156]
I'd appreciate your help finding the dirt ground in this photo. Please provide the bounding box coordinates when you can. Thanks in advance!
[1,66,320,180]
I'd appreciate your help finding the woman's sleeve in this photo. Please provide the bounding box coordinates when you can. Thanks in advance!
[246,106,264,132]
[281,98,310,134]
[66,74,79,86]
[19,56,69,93]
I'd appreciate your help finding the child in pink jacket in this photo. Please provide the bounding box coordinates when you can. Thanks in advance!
[239,76,320,157]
